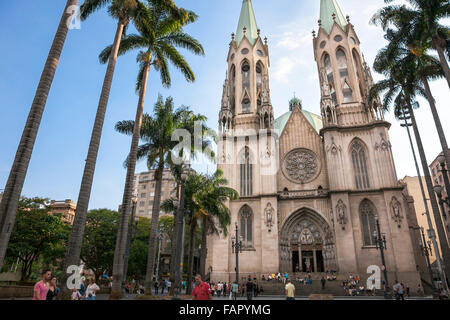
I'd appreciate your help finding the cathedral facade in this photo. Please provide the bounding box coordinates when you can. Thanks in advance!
[206,0,422,288]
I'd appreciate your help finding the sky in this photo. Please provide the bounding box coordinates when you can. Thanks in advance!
[0,0,449,211]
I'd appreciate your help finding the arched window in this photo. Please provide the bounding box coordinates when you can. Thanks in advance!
[239,205,253,247]
[256,63,262,110]
[230,65,236,114]
[256,62,263,91]
[241,60,251,113]
[360,200,377,246]
[324,54,337,106]
[240,147,253,196]
[352,49,365,100]
[351,140,370,189]
[336,49,354,103]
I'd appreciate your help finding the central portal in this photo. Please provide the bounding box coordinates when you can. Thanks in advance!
[279,208,336,273]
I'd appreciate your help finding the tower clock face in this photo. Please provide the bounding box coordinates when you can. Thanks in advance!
[282,148,321,184]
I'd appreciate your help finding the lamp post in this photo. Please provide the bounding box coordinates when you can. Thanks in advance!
[172,163,189,300]
[417,226,437,296]
[399,108,449,294]
[372,215,391,299]
[123,195,138,289]
[231,222,243,285]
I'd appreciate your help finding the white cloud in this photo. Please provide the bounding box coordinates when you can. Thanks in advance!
[272,56,307,83]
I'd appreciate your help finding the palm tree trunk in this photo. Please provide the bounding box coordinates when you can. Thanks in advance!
[144,161,164,295]
[0,0,78,269]
[432,36,450,88]
[169,193,179,296]
[59,19,126,300]
[199,216,208,279]
[407,100,450,281]
[110,63,151,299]
[422,77,450,169]
[185,217,196,295]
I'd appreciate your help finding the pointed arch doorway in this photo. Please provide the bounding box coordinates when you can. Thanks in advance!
[279,208,337,273]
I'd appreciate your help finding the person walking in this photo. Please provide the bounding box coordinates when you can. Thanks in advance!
[86,278,100,300]
[284,272,289,284]
[160,279,166,294]
[33,270,51,300]
[154,279,159,295]
[46,277,59,300]
[192,275,212,301]
[393,280,403,301]
[232,281,239,300]
[285,279,296,300]
[321,277,326,290]
[246,278,254,300]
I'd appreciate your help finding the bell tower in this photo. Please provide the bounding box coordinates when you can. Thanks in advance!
[219,0,274,133]
[313,0,383,128]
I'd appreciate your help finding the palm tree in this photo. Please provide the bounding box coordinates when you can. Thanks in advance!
[59,0,186,299]
[371,11,450,202]
[198,170,238,280]
[369,46,450,284]
[0,0,79,269]
[161,170,237,293]
[373,0,450,87]
[100,3,204,299]
[115,96,213,296]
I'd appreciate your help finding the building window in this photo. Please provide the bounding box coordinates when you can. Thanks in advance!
[148,201,153,206]
[140,201,145,207]
[360,199,377,246]
[351,140,370,189]
[336,49,354,103]
[240,147,253,196]
[150,192,155,197]
[239,205,253,248]
[141,193,146,198]
[324,53,337,106]
[142,185,146,190]
[241,60,251,113]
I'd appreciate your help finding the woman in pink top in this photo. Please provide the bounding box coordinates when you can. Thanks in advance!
[33,270,51,300]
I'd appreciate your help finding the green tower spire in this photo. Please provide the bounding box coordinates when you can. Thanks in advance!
[235,0,259,46]
[320,0,347,35]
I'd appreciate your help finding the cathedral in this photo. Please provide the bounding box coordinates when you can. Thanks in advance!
[206,0,423,288]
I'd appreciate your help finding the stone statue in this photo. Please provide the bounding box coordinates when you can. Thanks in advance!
[265,203,274,228]
[336,200,347,230]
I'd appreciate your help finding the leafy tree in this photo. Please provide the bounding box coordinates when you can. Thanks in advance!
[4,198,70,282]
[80,209,119,281]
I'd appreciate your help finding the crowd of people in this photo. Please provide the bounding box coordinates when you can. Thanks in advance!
[32,269,101,300]
[31,268,449,300]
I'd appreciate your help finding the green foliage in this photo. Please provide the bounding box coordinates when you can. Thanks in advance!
[98,1,204,90]
[80,209,119,279]
[4,197,71,281]
[115,95,214,171]
[369,0,445,117]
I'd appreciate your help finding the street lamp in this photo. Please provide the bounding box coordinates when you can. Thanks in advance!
[231,222,243,287]
[372,214,392,299]
[172,162,189,300]
[417,226,438,296]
